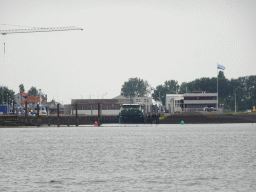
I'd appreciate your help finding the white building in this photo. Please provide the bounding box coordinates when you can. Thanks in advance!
[133,96,153,113]
[165,91,218,114]
[183,91,218,109]
[165,94,184,114]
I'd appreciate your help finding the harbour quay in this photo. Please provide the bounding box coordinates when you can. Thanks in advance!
[159,113,256,124]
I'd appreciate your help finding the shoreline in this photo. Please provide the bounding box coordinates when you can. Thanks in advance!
[159,113,256,124]
[1,113,256,127]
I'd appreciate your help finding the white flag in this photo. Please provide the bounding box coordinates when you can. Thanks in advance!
[217,63,225,70]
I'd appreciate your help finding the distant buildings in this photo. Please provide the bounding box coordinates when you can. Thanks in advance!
[165,91,218,114]
[13,90,218,115]
[68,92,218,115]
[14,92,28,107]
[69,95,153,115]
[24,95,39,107]
[14,92,47,108]
[133,96,152,114]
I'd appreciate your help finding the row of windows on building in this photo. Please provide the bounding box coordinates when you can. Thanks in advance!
[73,104,120,110]
[173,97,217,107]
[135,99,149,103]
[184,96,217,100]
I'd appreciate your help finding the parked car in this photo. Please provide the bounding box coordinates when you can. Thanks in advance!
[211,107,217,111]
[203,107,208,111]
[205,107,216,112]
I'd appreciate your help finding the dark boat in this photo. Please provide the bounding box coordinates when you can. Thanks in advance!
[118,104,144,124]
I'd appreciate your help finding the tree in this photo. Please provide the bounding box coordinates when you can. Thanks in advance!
[234,86,244,111]
[28,86,38,96]
[247,76,256,97]
[185,77,217,94]
[179,82,187,94]
[164,80,180,94]
[249,86,256,109]
[218,71,231,100]
[121,77,150,98]
[152,84,165,104]
[19,84,25,92]
[152,80,179,106]
[0,87,15,105]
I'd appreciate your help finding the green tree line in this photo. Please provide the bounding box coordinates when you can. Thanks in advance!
[121,73,256,111]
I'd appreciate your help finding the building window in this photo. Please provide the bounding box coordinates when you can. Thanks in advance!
[184,96,217,100]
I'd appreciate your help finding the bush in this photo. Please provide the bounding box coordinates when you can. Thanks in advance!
[159,117,165,120]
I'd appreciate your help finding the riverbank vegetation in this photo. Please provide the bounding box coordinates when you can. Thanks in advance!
[121,73,255,112]
[151,72,256,112]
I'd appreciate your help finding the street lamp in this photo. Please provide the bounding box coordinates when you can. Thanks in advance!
[235,93,237,113]
[6,93,8,109]
[220,104,224,113]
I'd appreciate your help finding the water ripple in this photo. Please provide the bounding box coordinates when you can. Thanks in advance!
[0,124,255,191]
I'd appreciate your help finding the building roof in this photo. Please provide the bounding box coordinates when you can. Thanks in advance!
[36,95,45,103]
[193,91,207,93]
[183,93,218,97]
[71,99,119,105]
[24,95,39,103]
[20,92,28,97]
[112,95,130,100]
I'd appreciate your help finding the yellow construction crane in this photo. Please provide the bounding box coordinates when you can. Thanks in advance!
[0,26,83,35]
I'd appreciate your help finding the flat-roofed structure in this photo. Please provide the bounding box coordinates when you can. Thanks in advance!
[165,94,184,114]
[184,91,218,109]
[166,91,218,114]
[71,99,126,115]
[69,95,153,115]
[133,96,153,113]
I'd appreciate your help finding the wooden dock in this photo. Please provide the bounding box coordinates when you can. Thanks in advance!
[1,114,160,127]
[1,103,159,127]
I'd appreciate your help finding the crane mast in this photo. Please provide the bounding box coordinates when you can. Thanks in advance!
[0,26,83,35]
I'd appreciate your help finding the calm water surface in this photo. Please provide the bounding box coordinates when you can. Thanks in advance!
[1,124,256,191]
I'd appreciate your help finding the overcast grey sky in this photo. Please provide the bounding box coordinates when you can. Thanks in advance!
[1,0,256,104]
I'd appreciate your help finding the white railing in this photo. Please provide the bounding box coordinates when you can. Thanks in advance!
[180,108,223,114]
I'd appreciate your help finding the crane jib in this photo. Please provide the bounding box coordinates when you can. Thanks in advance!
[0,26,83,35]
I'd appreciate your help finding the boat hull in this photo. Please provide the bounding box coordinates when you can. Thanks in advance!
[119,115,144,124]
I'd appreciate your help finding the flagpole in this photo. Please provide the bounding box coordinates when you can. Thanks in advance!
[216,63,225,111]
[217,63,218,111]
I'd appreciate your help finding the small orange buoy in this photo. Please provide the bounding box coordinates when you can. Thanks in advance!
[94,121,98,126]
